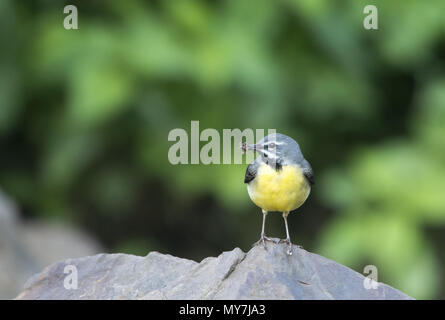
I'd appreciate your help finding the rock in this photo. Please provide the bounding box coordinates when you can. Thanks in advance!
[16,239,412,300]
[0,190,32,299]
[0,190,102,299]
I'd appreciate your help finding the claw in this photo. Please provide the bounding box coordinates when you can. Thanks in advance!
[278,238,300,255]
[253,235,277,248]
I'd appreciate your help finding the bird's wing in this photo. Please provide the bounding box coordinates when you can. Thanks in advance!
[301,159,315,186]
[244,162,258,184]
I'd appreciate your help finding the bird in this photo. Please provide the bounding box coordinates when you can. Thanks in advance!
[241,133,314,255]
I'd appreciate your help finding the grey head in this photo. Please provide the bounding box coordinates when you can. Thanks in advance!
[244,133,304,166]
[243,133,314,185]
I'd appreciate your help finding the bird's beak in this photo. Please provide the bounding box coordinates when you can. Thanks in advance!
[241,143,258,154]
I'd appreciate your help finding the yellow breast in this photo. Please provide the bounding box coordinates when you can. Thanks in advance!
[247,163,310,212]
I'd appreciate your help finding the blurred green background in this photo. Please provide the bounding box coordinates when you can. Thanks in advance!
[1,0,445,299]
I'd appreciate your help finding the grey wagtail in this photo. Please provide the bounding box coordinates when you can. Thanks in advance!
[241,133,314,255]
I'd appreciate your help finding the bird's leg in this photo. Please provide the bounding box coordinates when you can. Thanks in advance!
[253,210,277,247]
[279,212,294,255]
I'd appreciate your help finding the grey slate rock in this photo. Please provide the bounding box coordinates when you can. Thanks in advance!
[16,240,413,300]
[0,190,101,299]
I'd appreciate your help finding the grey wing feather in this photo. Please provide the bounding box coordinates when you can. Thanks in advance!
[244,162,258,183]
[301,159,315,186]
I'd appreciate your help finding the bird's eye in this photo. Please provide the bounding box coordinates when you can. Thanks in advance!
[269,143,276,149]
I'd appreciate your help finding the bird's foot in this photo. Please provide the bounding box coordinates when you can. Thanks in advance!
[253,235,278,248]
[278,238,301,255]
[279,238,303,249]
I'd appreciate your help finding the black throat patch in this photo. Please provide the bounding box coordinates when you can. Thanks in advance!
[266,158,282,171]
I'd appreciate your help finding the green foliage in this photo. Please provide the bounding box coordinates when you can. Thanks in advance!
[1,0,445,298]
[319,76,445,298]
